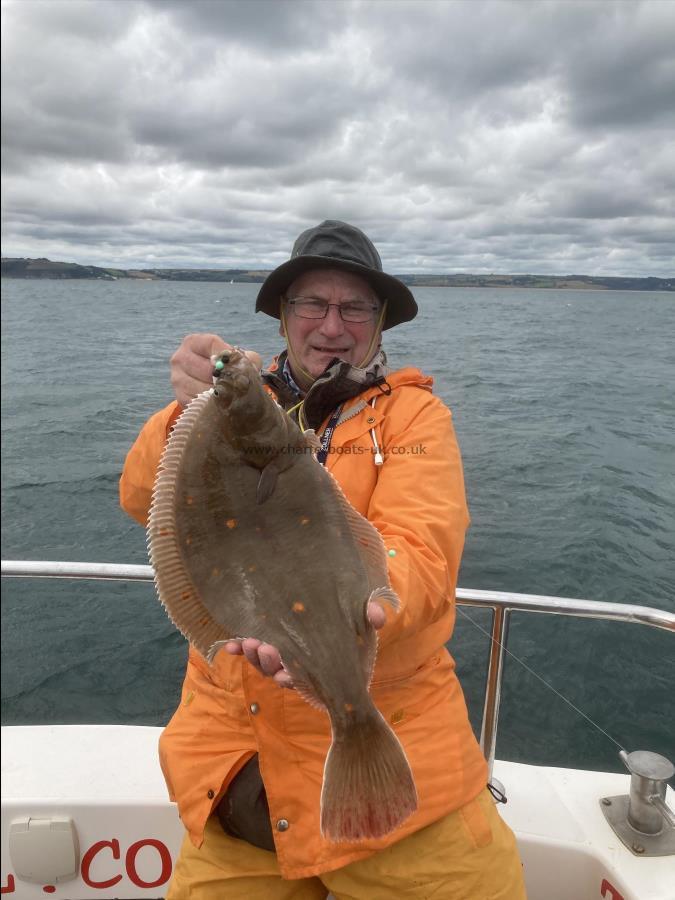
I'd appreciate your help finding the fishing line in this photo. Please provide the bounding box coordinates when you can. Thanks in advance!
[455,606,626,753]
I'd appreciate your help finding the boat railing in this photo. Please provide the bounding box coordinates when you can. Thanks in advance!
[2,559,674,775]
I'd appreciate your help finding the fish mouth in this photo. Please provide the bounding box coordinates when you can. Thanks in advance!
[215,370,250,393]
[212,348,256,390]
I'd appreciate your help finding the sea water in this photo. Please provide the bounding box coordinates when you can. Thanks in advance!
[1,279,673,773]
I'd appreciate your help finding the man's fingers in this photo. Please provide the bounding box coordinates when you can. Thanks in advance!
[240,639,284,680]
[257,643,283,676]
[209,336,231,359]
[170,335,262,408]
[182,374,212,403]
[243,349,263,369]
[228,638,290,686]
[274,670,295,689]
[170,334,231,407]
[241,638,263,671]
[367,601,387,630]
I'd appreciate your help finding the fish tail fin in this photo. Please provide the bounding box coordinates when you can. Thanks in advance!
[320,706,417,842]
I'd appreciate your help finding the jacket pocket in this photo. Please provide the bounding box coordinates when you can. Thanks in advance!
[370,652,447,728]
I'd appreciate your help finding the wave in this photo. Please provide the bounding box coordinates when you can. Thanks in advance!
[3,471,120,492]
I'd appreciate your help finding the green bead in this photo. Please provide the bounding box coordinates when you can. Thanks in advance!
[388,549,396,557]
[214,360,224,371]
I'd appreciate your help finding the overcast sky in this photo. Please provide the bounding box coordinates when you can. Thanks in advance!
[2,0,674,276]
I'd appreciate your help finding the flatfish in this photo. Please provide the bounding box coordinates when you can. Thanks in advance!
[148,348,417,842]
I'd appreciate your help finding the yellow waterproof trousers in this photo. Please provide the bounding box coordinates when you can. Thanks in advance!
[167,788,527,899]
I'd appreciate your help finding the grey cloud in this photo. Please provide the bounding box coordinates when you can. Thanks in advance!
[147,0,349,52]
[2,102,130,169]
[363,0,675,131]
[2,1,379,173]
[548,186,658,220]
[3,0,139,44]
[562,2,675,128]
[127,52,372,170]
[359,1,564,121]
[1,0,673,276]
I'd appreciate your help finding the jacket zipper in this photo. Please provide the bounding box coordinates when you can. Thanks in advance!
[328,397,384,466]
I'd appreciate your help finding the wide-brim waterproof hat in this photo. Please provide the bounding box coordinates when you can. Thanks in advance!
[255,220,417,330]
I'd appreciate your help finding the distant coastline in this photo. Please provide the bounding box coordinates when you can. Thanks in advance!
[1,256,673,292]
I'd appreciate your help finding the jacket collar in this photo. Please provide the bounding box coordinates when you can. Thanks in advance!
[261,349,392,430]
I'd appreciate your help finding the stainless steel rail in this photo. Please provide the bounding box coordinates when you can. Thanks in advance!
[3,560,674,774]
[1,560,154,581]
[456,590,674,774]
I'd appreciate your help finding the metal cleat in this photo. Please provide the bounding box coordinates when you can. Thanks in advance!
[600,750,675,857]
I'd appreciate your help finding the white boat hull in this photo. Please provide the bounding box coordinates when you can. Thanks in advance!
[2,725,673,898]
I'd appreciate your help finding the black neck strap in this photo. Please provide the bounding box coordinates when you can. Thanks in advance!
[316,405,344,466]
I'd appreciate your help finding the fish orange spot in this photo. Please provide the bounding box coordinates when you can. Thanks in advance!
[300,516,310,525]
[212,568,221,577]
[292,602,305,613]
[181,591,192,601]
[159,528,173,537]
[226,518,237,529]
[358,538,370,547]
[186,496,194,505]
[185,536,192,545]
[344,703,354,713]
[248,565,256,573]
[356,635,365,646]
[200,617,209,625]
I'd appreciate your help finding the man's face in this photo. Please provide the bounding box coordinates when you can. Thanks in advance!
[281,268,382,380]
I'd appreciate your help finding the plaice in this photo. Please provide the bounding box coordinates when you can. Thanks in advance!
[147,347,417,842]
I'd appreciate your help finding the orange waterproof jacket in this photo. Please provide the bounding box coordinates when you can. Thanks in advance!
[119,364,488,879]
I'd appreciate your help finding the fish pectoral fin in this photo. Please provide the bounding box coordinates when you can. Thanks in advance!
[256,454,289,503]
[368,585,400,613]
[256,465,278,504]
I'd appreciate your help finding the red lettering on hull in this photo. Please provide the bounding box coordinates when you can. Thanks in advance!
[2,836,173,893]
[126,839,172,889]
[601,878,625,900]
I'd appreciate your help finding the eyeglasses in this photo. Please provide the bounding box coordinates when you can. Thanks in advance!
[285,297,380,323]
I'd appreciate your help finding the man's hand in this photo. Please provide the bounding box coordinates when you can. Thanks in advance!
[223,602,387,689]
[170,334,262,408]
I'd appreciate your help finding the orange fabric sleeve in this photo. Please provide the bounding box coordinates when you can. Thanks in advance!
[119,401,182,526]
[367,390,470,649]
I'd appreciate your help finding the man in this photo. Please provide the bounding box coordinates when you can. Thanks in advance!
[120,220,526,898]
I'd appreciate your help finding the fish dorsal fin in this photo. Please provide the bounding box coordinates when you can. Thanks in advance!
[155,390,212,477]
[147,390,233,659]
[206,639,231,664]
[321,465,400,610]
